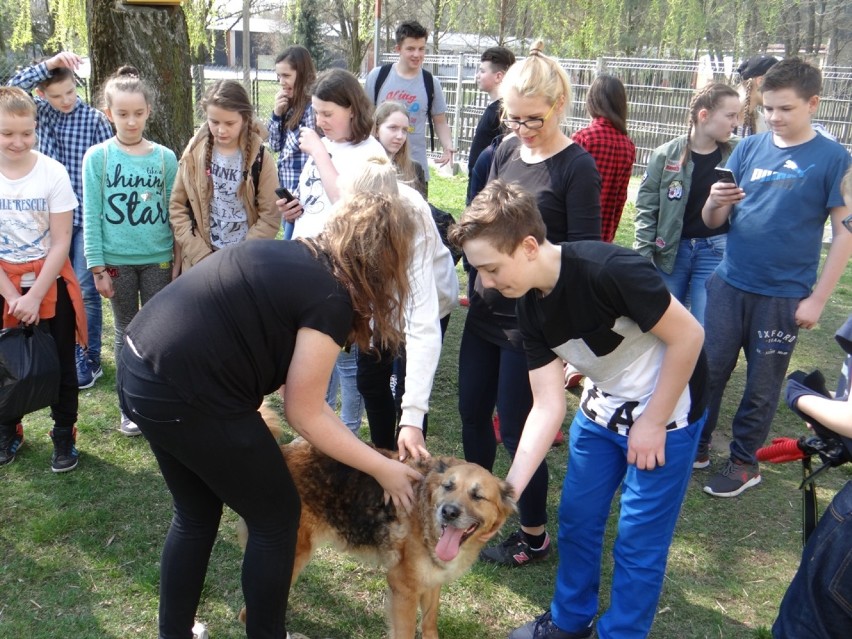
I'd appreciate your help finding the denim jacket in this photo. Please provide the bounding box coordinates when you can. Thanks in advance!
[634,135,739,274]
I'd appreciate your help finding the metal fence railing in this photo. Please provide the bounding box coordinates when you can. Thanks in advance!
[373,54,852,175]
[5,56,851,176]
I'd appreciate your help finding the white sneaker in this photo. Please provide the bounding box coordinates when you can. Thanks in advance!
[192,621,209,639]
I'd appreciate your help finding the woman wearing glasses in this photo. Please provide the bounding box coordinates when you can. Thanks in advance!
[458,41,601,568]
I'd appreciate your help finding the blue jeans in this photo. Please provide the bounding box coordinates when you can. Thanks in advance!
[71,225,102,363]
[657,235,726,326]
[551,411,704,639]
[700,275,800,464]
[773,481,852,638]
[326,345,363,435]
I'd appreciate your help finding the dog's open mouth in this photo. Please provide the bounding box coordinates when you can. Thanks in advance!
[436,523,479,561]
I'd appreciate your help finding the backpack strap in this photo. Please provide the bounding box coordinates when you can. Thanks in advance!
[422,69,435,152]
[373,63,393,104]
[250,146,264,208]
[375,63,435,151]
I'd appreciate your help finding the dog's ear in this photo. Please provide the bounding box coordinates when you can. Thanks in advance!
[499,480,519,516]
[422,456,462,475]
[432,458,449,474]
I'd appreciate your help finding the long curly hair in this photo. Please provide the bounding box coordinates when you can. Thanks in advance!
[301,191,414,353]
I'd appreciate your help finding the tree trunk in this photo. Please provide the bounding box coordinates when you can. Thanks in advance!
[87,0,194,157]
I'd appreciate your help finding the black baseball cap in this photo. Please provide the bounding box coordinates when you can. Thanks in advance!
[737,54,779,80]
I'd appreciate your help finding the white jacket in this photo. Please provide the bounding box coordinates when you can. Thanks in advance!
[397,183,459,428]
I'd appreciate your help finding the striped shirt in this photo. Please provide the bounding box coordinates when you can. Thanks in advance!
[8,62,114,227]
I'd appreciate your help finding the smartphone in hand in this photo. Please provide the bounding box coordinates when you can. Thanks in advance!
[276,187,295,202]
[714,167,738,187]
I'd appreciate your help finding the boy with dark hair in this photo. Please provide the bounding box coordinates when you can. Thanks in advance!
[699,57,852,497]
[449,179,708,639]
[466,46,515,203]
[366,20,455,194]
[8,51,114,390]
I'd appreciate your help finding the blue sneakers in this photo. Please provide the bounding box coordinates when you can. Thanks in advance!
[77,356,103,389]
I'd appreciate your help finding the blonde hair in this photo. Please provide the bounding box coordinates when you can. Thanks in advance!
[0,86,37,118]
[740,78,757,136]
[373,101,419,187]
[500,40,571,118]
[302,191,414,353]
[338,155,399,196]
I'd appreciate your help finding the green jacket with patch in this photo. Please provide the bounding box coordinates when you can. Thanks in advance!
[633,134,739,274]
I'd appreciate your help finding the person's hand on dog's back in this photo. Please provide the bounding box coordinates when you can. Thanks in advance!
[398,425,431,463]
[375,457,423,513]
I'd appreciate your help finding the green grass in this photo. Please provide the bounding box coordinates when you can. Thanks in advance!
[1,173,851,638]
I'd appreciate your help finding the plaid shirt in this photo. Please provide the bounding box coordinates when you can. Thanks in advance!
[573,117,636,243]
[267,103,316,193]
[8,63,114,227]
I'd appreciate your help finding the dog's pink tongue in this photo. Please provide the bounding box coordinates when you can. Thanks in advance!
[436,526,465,561]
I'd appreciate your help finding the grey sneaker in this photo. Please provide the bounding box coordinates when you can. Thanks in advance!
[509,611,593,639]
[192,621,209,639]
[119,412,141,437]
[703,458,761,497]
[693,441,710,469]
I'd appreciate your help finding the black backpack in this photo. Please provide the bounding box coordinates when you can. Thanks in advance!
[373,63,436,152]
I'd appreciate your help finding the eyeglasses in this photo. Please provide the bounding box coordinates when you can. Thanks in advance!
[843,213,852,234]
[503,100,560,131]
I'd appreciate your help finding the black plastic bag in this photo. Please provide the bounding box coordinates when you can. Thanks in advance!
[0,325,60,421]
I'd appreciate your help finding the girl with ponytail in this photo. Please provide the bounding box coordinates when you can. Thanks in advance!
[83,66,179,436]
[634,81,741,325]
[460,40,601,570]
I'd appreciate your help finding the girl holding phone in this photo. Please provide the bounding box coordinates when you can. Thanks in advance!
[634,82,741,326]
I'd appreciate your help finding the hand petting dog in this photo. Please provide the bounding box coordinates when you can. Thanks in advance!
[398,425,431,463]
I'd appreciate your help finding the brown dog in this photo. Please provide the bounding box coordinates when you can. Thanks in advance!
[238,411,515,639]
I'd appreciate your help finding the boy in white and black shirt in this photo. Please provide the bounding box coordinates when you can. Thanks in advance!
[449,179,708,639]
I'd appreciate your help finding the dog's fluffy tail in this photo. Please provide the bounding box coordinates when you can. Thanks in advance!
[259,402,285,441]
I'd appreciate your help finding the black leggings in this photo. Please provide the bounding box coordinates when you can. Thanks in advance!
[356,314,450,449]
[458,324,549,529]
[118,347,299,639]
